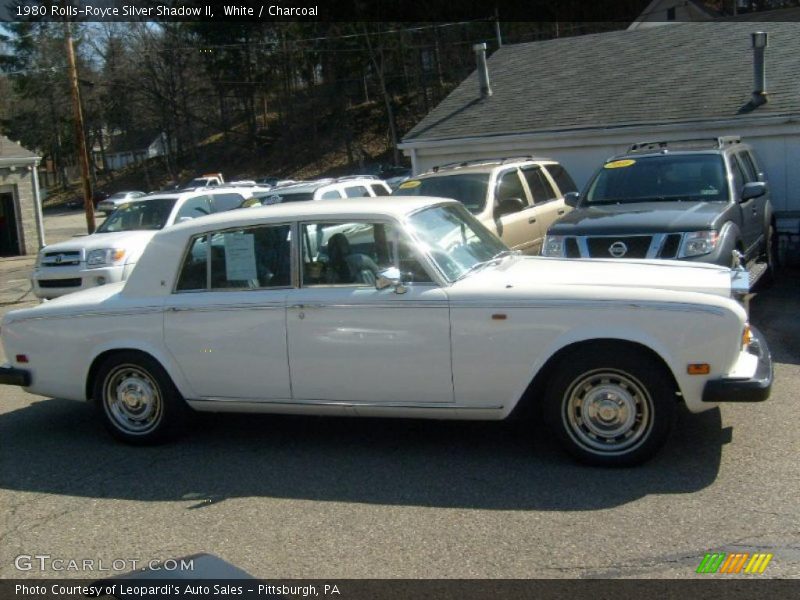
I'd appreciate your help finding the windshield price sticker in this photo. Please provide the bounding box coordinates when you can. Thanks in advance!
[399,180,421,189]
[604,159,636,169]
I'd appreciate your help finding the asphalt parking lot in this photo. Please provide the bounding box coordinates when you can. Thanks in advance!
[0,209,798,579]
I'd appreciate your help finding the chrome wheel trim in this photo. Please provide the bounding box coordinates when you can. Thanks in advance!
[103,364,163,435]
[562,369,653,456]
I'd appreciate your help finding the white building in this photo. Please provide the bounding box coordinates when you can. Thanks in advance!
[398,20,800,259]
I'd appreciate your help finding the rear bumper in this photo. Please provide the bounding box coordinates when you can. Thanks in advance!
[0,363,31,387]
[703,326,773,403]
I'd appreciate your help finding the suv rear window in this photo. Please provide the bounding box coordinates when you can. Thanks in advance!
[585,155,727,204]
[392,173,490,214]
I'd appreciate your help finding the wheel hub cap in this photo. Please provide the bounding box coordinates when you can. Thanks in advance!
[104,365,163,435]
[564,370,652,455]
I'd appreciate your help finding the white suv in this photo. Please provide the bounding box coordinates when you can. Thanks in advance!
[32,188,256,299]
[251,176,391,205]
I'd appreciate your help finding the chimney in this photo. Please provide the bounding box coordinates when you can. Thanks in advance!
[751,31,768,106]
[473,43,492,98]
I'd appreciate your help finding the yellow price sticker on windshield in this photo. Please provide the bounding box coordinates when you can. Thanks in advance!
[399,180,421,189]
[604,159,636,169]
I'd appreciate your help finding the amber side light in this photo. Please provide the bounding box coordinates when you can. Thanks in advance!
[687,363,710,375]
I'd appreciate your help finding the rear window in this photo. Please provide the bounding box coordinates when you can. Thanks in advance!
[392,173,490,214]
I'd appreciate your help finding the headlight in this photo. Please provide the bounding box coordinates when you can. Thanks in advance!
[679,231,719,258]
[86,248,126,267]
[542,235,566,257]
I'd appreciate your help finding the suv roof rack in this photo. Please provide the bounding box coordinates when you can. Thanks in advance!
[627,136,741,153]
[430,155,547,173]
[336,175,379,181]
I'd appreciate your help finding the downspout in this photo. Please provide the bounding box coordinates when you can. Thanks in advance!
[410,147,419,175]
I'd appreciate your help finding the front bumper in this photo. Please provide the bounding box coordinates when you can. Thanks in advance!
[0,363,31,387]
[32,264,126,299]
[703,326,773,403]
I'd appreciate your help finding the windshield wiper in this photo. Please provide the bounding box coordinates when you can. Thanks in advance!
[455,250,518,282]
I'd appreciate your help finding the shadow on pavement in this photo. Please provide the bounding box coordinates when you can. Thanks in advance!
[0,397,725,511]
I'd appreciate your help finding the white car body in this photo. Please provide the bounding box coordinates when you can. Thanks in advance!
[31,188,258,299]
[2,197,771,463]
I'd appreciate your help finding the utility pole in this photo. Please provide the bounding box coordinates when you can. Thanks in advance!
[65,20,95,233]
[494,7,503,48]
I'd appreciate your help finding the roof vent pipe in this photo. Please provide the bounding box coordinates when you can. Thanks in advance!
[751,31,768,106]
[473,43,492,98]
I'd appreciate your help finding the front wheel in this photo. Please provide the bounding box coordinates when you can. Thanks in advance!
[543,346,676,466]
[93,351,188,445]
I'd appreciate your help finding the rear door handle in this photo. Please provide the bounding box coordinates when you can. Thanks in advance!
[557,209,565,215]
[528,217,537,224]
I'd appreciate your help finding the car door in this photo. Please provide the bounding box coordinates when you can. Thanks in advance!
[738,151,768,251]
[492,168,540,253]
[520,165,568,254]
[285,220,453,405]
[730,154,760,258]
[164,222,293,400]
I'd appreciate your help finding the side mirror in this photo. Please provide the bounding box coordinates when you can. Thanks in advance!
[177,216,194,223]
[375,266,407,294]
[495,197,526,218]
[741,181,767,202]
[564,191,580,208]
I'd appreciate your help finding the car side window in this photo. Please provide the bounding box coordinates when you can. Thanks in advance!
[369,183,391,196]
[300,221,432,286]
[175,196,211,221]
[320,189,342,199]
[495,170,529,206]
[738,152,758,183]
[544,164,578,194]
[344,186,369,198]
[210,193,245,212]
[521,166,558,204]
[730,156,746,195]
[175,224,292,292]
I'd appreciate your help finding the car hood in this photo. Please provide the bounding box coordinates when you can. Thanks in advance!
[452,255,734,300]
[548,201,725,235]
[39,230,157,256]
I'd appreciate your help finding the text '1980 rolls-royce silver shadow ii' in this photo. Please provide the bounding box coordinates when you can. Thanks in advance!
[0,197,772,466]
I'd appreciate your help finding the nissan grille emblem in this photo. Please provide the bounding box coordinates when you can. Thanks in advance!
[608,241,628,258]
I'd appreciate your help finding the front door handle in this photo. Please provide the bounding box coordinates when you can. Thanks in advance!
[557,209,565,215]
[528,217,537,224]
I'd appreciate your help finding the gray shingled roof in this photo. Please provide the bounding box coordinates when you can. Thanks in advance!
[0,135,37,159]
[403,21,800,143]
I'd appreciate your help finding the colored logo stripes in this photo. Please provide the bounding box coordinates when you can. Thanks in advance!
[696,552,773,574]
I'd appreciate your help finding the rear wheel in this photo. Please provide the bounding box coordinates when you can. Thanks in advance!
[93,351,188,445]
[543,345,676,466]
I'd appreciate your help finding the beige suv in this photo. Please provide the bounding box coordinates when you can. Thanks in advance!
[392,157,577,254]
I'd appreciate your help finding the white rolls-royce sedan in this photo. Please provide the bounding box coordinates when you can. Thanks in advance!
[0,197,772,466]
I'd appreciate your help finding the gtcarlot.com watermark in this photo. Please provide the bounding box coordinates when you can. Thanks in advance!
[14,554,194,572]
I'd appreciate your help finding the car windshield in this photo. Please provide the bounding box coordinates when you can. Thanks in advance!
[405,203,507,282]
[392,174,490,214]
[96,198,176,233]
[584,155,728,204]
